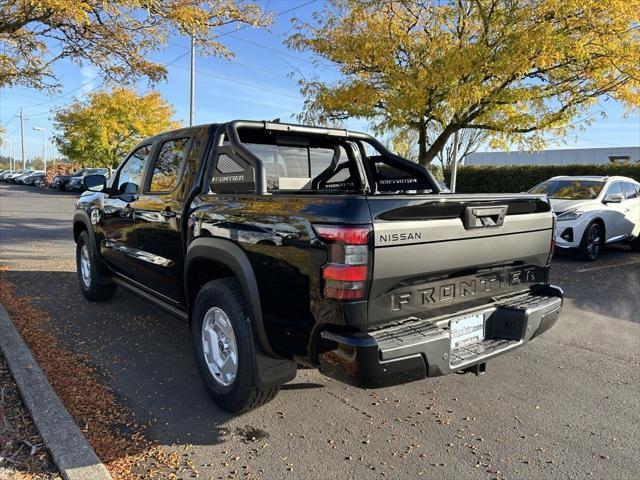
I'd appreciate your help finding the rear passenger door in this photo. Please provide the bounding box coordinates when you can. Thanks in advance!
[133,136,193,305]
[602,182,629,241]
[621,182,640,237]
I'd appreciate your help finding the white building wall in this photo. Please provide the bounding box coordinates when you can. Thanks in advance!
[466,147,640,166]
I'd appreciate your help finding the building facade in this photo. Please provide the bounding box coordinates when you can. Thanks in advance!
[466,146,640,166]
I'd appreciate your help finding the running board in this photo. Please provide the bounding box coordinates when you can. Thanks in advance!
[111,276,189,322]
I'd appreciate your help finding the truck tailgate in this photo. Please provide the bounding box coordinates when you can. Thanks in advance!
[366,194,554,328]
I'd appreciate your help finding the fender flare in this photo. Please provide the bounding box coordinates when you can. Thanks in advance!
[73,210,112,275]
[73,210,96,249]
[184,237,275,357]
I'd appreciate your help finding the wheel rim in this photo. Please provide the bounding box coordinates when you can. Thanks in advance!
[201,307,238,387]
[80,244,91,287]
[586,225,601,259]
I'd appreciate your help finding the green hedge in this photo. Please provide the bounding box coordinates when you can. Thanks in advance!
[449,164,640,193]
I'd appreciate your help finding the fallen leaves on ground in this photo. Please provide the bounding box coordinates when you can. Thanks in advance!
[0,271,190,480]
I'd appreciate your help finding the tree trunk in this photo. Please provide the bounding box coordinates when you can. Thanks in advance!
[422,123,457,167]
[417,122,428,167]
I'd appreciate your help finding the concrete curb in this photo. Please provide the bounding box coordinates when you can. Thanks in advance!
[0,302,112,480]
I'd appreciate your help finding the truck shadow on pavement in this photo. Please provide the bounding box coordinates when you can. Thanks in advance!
[2,269,321,450]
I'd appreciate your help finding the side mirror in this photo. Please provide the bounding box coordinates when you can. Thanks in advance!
[603,193,623,204]
[83,174,106,192]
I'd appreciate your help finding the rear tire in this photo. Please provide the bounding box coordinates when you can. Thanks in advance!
[630,236,640,252]
[578,222,603,261]
[191,278,280,413]
[76,231,117,301]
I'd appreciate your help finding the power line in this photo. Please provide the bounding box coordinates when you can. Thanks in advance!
[7,0,319,127]
[161,59,302,100]
[226,33,317,66]
[1,108,21,128]
[21,0,317,113]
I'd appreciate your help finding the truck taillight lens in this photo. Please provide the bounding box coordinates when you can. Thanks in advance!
[314,225,371,301]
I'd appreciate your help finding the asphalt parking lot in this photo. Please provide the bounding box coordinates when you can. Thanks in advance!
[1,182,639,480]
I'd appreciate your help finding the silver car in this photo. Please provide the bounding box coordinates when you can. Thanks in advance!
[530,175,640,260]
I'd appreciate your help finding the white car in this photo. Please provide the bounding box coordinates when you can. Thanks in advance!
[529,175,640,260]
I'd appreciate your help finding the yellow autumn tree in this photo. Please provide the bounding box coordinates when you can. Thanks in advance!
[0,0,269,91]
[288,0,640,166]
[53,88,181,168]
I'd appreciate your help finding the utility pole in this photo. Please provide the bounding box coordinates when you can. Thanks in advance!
[190,33,195,127]
[450,129,459,193]
[19,108,25,169]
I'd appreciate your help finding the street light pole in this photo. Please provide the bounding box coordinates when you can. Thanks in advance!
[33,127,47,173]
[19,108,25,169]
[190,33,195,127]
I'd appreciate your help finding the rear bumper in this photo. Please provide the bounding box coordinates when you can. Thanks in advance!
[318,285,563,388]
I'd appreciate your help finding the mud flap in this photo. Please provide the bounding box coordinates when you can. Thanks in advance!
[251,333,297,389]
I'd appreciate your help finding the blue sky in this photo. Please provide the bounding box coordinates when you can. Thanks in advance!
[1,0,639,162]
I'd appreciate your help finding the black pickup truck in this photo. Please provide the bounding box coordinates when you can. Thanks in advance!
[73,120,563,412]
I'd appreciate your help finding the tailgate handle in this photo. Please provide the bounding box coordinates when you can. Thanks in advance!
[464,205,507,229]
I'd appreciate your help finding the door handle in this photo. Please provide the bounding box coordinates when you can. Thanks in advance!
[161,209,177,219]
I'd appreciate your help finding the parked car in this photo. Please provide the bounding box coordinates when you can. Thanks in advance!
[1,170,17,181]
[529,175,640,260]
[23,171,46,186]
[73,120,562,413]
[65,168,109,192]
[0,169,26,181]
[17,170,44,184]
[6,170,33,183]
[51,168,86,190]
[15,170,42,184]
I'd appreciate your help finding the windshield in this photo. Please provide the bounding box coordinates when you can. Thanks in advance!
[529,180,605,200]
[73,169,87,176]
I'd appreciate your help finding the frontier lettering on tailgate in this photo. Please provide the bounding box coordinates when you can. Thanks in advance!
[392,267,538,311]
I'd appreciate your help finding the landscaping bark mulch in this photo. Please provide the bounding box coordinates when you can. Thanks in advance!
[0,353,61,480]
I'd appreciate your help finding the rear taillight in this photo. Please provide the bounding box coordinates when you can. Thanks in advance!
[314,225,371,301]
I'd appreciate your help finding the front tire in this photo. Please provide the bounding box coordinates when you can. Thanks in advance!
[630,236,640,252]
[76,231,117,301]
[578,222,603,261]
[191,278,280,413]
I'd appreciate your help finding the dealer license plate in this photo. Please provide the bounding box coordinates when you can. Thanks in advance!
[450,312,485,349]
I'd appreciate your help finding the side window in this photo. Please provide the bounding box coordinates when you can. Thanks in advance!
[148,138,189,193]
[621,182,638,199]
[243,143,346,191]
[605,182,624,197]
[116,145,151,195]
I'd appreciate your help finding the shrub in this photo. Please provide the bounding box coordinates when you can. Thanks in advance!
[45,163,81,186]
[450,164,640,193]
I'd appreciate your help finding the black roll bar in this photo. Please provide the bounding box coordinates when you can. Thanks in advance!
[223,120,441,194]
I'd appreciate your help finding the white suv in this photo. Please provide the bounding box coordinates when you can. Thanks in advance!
[529,175,640,260]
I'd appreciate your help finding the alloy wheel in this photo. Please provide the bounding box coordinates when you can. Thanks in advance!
[586,225,601,260]
[201,307,238,387]
[80,244,91,287]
